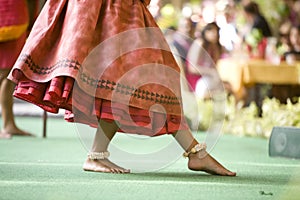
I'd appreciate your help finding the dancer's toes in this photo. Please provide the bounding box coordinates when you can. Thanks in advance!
[83,158,130,174]
[110,167,130,174]
[188,152,236,176]
[225,170,236,176]
[102,159,130,174]
[0,131,12,139]
[83,159,111,173]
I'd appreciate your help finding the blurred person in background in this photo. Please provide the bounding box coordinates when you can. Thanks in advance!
[284,24,300,62]
[284,0,300,26]
[243,1,272,38]
[273,24,300,103]
[168,17,197,130]
[0,0,39,138]
[242,1,273,116]
[186,22,231,99]
[172,17,194,67]
[219,4,241,52]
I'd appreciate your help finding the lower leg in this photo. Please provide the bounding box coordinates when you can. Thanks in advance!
[173,129,236,176]
[90,120,118,152]
[1,78,17,130]
[0,72,11,139]
[0,77,31,136]
[83,120,130,173]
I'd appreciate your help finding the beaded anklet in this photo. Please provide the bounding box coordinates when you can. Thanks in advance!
[87,151,110,160]
[183,143,207,158]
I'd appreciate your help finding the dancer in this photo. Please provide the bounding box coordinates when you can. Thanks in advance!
[8,0,236,176]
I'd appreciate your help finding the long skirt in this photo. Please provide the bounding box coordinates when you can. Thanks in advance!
[8,0,189,136]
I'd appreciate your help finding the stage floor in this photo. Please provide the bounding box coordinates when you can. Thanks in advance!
[0,117,300,200]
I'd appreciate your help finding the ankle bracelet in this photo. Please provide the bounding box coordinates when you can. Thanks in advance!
[183,143,207,158]
[87,151,110,160]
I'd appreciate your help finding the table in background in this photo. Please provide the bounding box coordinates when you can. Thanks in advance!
[217,58,300,102]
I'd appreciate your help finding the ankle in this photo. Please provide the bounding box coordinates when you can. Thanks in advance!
[188,150,208,160]
[183,143,207,158]
[87,151,110,160]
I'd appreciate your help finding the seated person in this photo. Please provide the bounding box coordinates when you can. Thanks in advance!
[273,25,300,104]
[186,22,231,99]
[284,24,300,62]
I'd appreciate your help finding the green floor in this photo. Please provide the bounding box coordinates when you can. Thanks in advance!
[0,117,300,200]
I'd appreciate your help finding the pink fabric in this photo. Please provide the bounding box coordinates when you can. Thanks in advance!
[13,70,188,136]
[0,33,26,69]
[9,0,189,136]
[185,73,202,91]
[0,0,29,28]
[0,0,29,69]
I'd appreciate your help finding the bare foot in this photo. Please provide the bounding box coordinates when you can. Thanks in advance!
[2,128,34,137]
[0,131,12,139]
[83,158,130,174]
[188,151,236,176]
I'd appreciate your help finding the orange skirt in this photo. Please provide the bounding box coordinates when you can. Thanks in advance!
[9,0,189,136]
